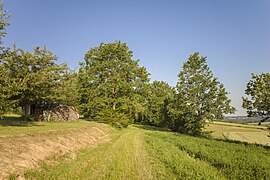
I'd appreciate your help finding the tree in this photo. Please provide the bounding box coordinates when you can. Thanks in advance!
[0,1,10,46]
[57,70,80,108]
[169,52,235,136]
[144,81,175,127]
[1,46,69,118]
[242,73,270,119]
[78,41,149,127]
[0,2,10,116]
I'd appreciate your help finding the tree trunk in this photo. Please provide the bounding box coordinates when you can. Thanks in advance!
[23,104,31,119]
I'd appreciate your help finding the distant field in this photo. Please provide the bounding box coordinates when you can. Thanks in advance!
[248,122,270,127]
[205,121,270,146]
[223,116,264,123]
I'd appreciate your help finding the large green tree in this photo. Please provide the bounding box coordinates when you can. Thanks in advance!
[144,81,175,127]
[169,52,235,136]
[78,41,149,127]
[0,2,10,116]
[242,73,270,119]
[1,46,70,118]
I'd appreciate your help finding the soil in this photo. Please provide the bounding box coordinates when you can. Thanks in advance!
[0,124,111,179]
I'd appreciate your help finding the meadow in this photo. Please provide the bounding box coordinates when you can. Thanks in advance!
[1,116,269,179]
[0,114,101,137]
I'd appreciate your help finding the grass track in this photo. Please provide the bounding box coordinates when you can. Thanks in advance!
[23,125,270,179]
[25,126,158,180]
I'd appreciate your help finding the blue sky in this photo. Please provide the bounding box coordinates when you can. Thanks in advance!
[4,0,270,116]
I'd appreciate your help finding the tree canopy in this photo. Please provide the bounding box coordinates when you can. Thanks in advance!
[169,52,235,135]
[0,2,10,115]
[0,2,242,134]
[78,41,149,127]
[144,81,174,127]
[0,2,9,46]
[1,46,71,118]
[242,73,270,119]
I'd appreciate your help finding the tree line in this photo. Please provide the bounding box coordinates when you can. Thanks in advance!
[0,3,269,136]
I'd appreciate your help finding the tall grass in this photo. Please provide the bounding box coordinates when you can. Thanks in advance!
[144,129,270,179]
[144,132,225,179]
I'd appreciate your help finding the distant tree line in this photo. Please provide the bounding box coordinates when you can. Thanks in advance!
[0,3,269,136]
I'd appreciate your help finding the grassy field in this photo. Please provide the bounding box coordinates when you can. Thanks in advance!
[0,115,100,137]
[205,121,270,146]
[1,116,270,179]
[0,115,113,179]
[24,126,157,180]
[21,125,270,179]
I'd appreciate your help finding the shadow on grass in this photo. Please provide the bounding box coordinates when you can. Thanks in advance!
[0,116,42,127]
[134,123,270,149]
[208,136,270,149]
[132,124,171,132]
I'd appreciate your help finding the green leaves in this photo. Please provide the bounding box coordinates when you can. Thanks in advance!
[0,2,10,46]
[0,2,11,115]
[242,72,270,117]
[144,81,175,127]
[0,46,75,118]
[169,52,235,136]
[78,41,150,127]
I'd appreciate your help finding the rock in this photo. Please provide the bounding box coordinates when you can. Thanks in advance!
[34,105,79,121]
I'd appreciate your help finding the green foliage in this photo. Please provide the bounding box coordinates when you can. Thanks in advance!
[242,72,270,118]
[144,81,174,127]
[0,1,10,46]
[169,52,235,136]
[97,108,129,128]
[0,2,10,116]
[78,41,149,127]
[0,63,17,115]
[0,46,73,118]
[57,70,80,107]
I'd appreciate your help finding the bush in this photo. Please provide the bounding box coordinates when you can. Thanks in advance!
[97,108,130,128]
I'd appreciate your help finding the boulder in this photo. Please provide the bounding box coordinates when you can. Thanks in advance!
[34,105,79,121]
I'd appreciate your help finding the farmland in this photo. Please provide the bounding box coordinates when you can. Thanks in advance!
[1,117,269,179]
[205,121,270,146]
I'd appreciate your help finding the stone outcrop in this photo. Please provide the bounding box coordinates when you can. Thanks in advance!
[34,105,79,121]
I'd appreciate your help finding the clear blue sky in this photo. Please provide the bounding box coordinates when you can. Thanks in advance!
[4,0,270,116]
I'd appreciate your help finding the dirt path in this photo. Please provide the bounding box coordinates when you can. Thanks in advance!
[0,124,111,179]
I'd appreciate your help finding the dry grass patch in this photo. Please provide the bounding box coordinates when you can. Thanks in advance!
[205,121,270,146]
[0,122,111,179]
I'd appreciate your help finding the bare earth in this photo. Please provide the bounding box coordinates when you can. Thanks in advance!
[0,124,111,179]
